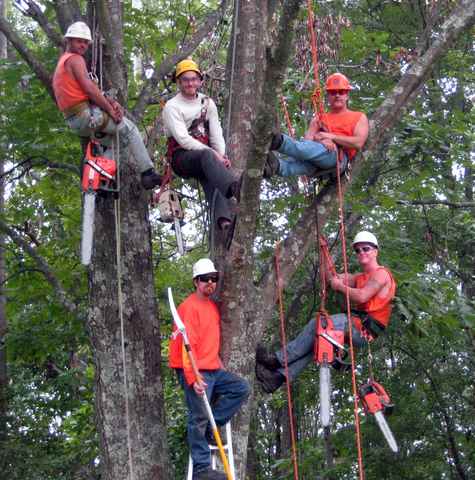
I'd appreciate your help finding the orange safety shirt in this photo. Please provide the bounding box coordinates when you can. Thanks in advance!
[169,292,222,385]
[320,110,363,160]
[52,53,89,112]
[353,266,396,328]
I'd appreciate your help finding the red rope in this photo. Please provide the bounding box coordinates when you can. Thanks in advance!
[275,242,299,480]
[335,153,365,480]
[280,96,296,138]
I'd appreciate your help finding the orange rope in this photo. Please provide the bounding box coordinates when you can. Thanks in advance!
[335,153,365,480]
[275,242,299,480]
[280,96,296,138]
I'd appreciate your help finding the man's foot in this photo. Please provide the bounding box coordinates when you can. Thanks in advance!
[192,467,226,480]
[270,132,283,151]
[140,168,163,190]
[263,151,280,179]
[256,344,281,370]
[256,364,285,394]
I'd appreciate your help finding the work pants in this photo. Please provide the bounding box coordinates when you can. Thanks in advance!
[176,369,250,474]
[275,313,366,381]
[66,105,154,172]
[276,134,347,177]
[172,149,236,224]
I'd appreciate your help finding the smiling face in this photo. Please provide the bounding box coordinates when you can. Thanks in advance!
[194,274,218,299]
[177,71,202,99]
[327,89,349,113]
[67,37,91,56]
[354,242,378,268]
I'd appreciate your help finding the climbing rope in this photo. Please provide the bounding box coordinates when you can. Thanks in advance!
[112,131,135,480]
[335,155,365,480]
[280,96,295,138]
[274,242,299,480]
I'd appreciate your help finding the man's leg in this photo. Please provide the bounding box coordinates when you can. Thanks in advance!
[331,313,367,348]
[276,134,338,177]
[208,370,250,427]
[177,370,214,474]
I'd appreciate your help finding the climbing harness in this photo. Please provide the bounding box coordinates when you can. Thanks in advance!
[187,422,236,480]
[168,288,234,480]
[275,242,300,480]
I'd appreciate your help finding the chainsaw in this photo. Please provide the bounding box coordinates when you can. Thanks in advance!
[359,380,398,453]
[314,312,347,427]
[80,140,117,266]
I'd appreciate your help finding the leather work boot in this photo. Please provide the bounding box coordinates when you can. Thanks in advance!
[270,132,283,150]
[140,168,163,190]
[263,151,280,179]
[256,363,285,394]
[192,467,226,480]
[256,344,281,370]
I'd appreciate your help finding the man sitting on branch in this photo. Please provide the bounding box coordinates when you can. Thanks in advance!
[264,73,369,179]
[52,21,162,189]
[256,231,396,393]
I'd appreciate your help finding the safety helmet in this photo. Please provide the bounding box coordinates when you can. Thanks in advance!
[174,59,202,82]
[192,258,218,279]
[352,231,378,248]
[325,72,352,91]
[65,22,92,42]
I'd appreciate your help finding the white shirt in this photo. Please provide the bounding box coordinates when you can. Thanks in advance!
[162,92,225,154]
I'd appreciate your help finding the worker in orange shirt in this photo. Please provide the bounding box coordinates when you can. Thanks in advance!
[169,258,249,480]
[264,73,369,178]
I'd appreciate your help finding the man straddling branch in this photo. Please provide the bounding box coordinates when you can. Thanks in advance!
[264,73,369,179]
[169,258,249,480]
[163,59,240,233]
[256,231,396,393]
[52,22,162,189]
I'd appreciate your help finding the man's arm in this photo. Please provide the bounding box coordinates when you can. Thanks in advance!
[330,268,389,304]
[313,113,369,151]
[67,55,122,123]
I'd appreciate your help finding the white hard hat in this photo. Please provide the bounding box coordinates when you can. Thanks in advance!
[352,231,378,248]
[65,22,92,42]
[192,258,218,278]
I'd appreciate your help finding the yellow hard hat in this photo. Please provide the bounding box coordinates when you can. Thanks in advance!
[174,59,202,81]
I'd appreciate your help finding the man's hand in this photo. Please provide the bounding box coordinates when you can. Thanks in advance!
[319,138,337,151]
[193,378,208,396]
[304,115,322,140]
[107,99,123,124]
[214,151,231,168]
[330,275,345,292]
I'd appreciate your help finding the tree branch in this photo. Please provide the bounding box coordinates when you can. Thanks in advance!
[131,0,230,119]
[0,15,54,99]
[397,199,475,208]
[52,0,82,34]
[0,220,78,315]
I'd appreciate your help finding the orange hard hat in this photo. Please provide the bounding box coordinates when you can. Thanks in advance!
[325,73,353,91]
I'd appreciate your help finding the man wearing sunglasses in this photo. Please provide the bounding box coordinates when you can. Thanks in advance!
[255,231,396,394]
[169,258,249,480]
[163,59,241,234]
[264,72,369,178]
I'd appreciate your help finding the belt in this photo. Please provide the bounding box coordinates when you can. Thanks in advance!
[62,101,89,119]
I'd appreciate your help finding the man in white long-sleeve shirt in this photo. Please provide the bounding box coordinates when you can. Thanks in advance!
[162,59,240,232]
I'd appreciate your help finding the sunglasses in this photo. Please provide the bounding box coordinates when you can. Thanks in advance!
[327,90,349,96]
[197,274,219,283]
[354,246,374,254]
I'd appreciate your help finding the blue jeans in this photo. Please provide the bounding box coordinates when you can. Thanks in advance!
[66,105,154,172]
[176,369,250,473]
[277,134,347,177]
[275,313,366,381]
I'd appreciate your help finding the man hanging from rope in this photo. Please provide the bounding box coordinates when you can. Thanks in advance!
[255,231,396,393]
[52,22,162,189]
[169,258,249,480]
[263,73,369,179]
[163,59,241,233]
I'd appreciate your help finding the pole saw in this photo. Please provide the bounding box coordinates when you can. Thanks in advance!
[80,140,118,265]
[167,288,233,480]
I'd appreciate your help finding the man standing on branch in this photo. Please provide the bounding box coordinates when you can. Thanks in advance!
[169,258,249,480]
[163,59,240,232]
[264,73,369,178]
[52,22,162,189]
[256,231,396,393]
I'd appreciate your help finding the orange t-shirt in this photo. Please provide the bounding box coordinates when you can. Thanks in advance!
[354,267,396,328]
[52,53,89,111]
[169,292,222,385]
[320,110,363,160]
